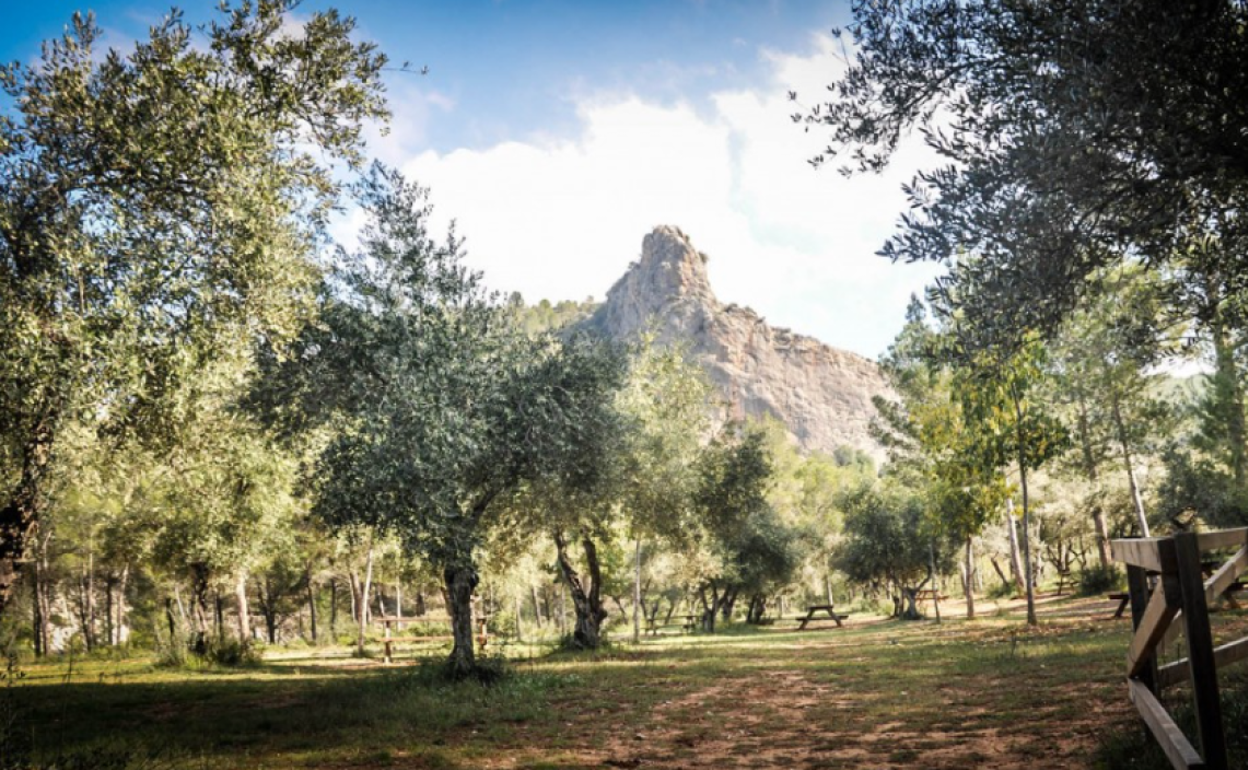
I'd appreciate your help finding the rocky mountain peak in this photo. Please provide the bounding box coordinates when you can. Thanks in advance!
[589,227,891,462]
[595,225,713,338]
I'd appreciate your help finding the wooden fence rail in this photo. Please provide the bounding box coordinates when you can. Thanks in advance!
[1110,528,1248,770]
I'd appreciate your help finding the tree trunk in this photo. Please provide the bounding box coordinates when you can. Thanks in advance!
[235,571,251,641]
[1076,394,1112,569]
[746,594,767,624]
[990,557,1011,591]
[929,542,942,624]
[104,574,115,648]
[33,530,52,656]
[530,584,544,629]
[720,588,736,623]
[557,582,567,637]
[348,571,358,627]
[329,578,338,640]
[1006,498,1025,594]
[189,564,211,654]
[698,585,718,633]
[963,536,976,619]
[900,584,921,620]
[1111,393,1150,537]
[394,580,402,631]
[356,544,374,656]
[307,569,318,643]
[632,539,641,645]
[1012,391,1038,627]
[513,594,523,643]
[553,531,608,650]
[31,562,44,657]
[115,563,129,645]
[443,561,479,678]
[83,548,96,651]
[0,408,57,615]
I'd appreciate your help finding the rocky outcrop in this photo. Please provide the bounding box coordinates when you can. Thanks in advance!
[587,226,890,461]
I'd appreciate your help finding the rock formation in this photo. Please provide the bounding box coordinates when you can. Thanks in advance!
[587,225,890,461]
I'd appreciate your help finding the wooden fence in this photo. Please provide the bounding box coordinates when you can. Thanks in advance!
[1110,528,1248,770]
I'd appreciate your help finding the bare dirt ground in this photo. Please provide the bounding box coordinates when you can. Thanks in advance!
[470,592,1139,770]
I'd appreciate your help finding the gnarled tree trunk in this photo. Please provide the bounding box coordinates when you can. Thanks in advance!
[0,409,57,615]
[553,531,608,650]
[444,560,479,678]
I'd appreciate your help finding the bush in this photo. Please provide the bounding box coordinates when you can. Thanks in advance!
[1079,564,1123,596]
[152,630,188,669]
[202,638,262,668]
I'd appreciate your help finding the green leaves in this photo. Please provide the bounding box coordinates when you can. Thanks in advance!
[0,2,388,608]
[266,167,629,573]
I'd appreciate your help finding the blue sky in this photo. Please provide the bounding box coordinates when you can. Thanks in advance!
[0,1,945,359]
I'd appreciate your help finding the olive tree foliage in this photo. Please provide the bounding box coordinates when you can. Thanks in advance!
[798,1,1248,321]
[0,1,388,613]
[834,480,949,620]
[614,339,713,639]
[514,336,711,649]
[795,4,1248,514]
[255,167,626,676]
[688,426,798,632]
[759,418,871,615]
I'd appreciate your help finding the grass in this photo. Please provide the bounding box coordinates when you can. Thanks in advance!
[6,592,1248,769]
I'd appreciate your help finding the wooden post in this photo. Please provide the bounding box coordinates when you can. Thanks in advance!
[1126,564,1159,696]
[1174,532,1228,770]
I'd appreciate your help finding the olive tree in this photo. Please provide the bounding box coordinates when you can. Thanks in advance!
[258,168,625,676]
[0,2,388,612]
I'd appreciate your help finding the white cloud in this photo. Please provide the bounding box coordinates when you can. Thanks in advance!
[383,33,945,359]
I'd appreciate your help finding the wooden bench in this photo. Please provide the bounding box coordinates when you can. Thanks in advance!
[797,605,849,631]
[382,635,452,661]
[914,589,947,607]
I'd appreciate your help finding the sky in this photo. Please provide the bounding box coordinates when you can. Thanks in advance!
[0,0,947,359]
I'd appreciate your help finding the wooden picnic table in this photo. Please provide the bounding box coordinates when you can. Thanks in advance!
[375,613,491,663]
[644,614,698,636]
[797,604,849,631]
[914,589,947,607]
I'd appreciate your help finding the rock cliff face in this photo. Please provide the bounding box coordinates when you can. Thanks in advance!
[587,226,890,461]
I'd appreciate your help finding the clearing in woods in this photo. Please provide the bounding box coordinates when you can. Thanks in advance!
[15,591,1245,769]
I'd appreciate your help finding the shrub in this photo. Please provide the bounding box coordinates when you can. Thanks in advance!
[1079,564,1123,596]
[202,638,262,668]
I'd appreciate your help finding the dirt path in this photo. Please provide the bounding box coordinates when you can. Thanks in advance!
[525,594,1134,769]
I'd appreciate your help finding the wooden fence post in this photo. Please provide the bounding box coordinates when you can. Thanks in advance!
[1126,563,1159,696]
[1174,532,1228,770]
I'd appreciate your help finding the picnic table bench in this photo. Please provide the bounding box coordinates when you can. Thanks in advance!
[1107,592,1130,618]
[797,604,849,631]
